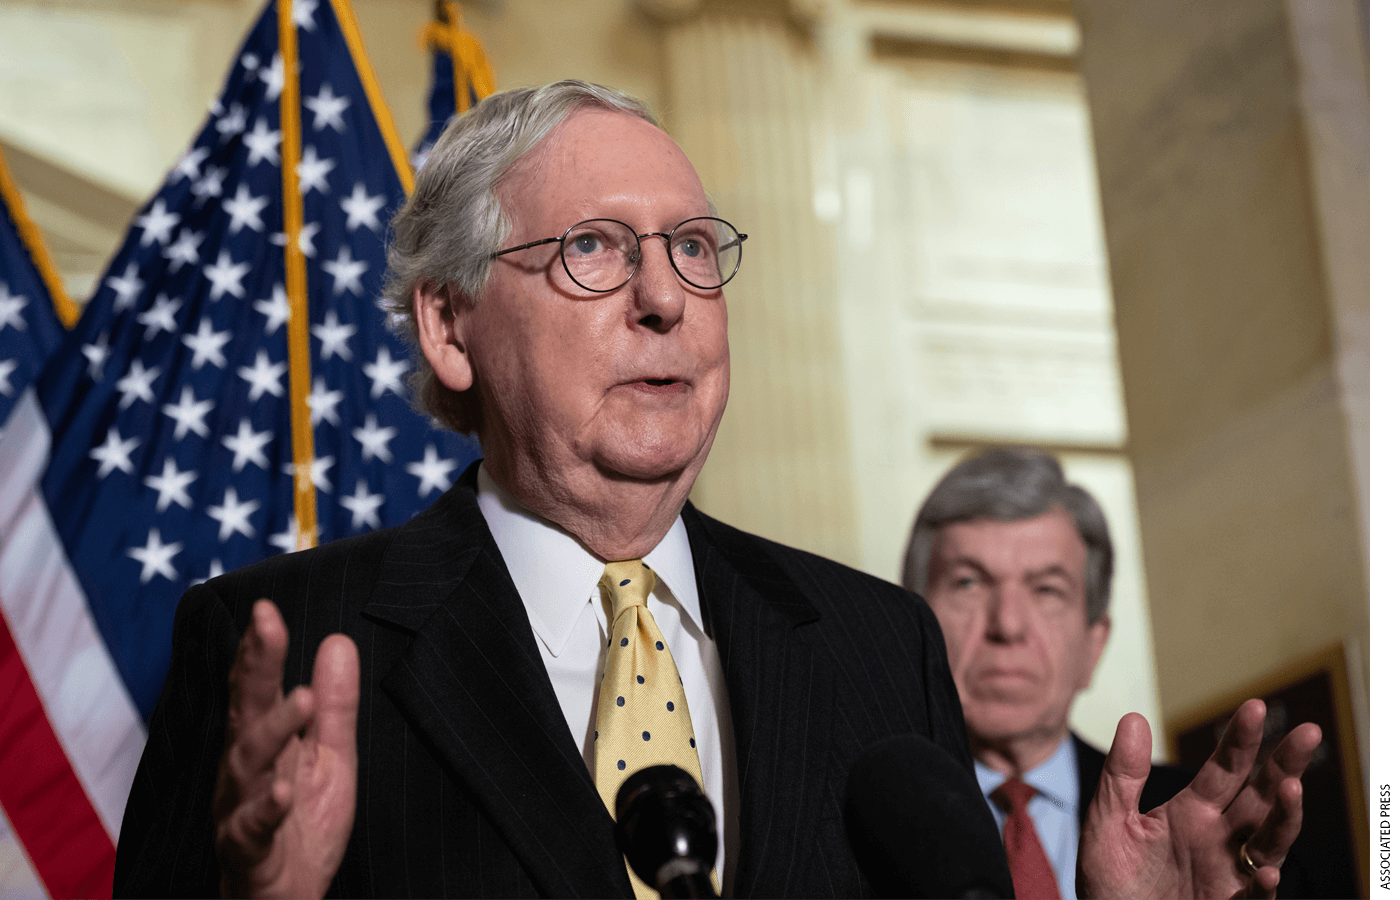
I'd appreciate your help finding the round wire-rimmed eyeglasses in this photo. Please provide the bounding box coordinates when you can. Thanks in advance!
[490,216,748,293]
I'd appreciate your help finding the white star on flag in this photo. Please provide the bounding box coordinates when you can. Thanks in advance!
[245,117,283,166]
[89,426,141,478]
[223,184,269,233]
[293,0,318,30]
[271,221,320,258]
[299,221,322,257]
[0,283,27,332]
[268,515,299,554]
[164,228,205,272]
[284,455,335,493]
[191,166,226,203]
[216,102,248,139]
[222,419,273,472]
[298,146,336,195]
[137,199,180,246]
[362,346,409,399]
[352,413,396,463]
[136,293,182,339]
[307,376,343,427]
[305,83,350,132]
[0,359,17,396]
[259,52,285,101]
[127,528,183,583]
[312,309,356,360]
[106,262,145,311]
[322,245,368,296]
[207,487,260,542]
[340,480,385,530]
[238,349,287,401]
[210,558,226,578]
[204,250,252,300]
[192,558,226,586]
[115,359,161,409]
[341,183,386,231]
[182,318,233,370]
[143,457,198,513]
[163,385,216,441]
[172,146,211,183]
[407,444,457,497]
[82,333,111,380]
[254,284,291,334]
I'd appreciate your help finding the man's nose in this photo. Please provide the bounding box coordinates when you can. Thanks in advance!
[629,234,686,331]
[984,586,1029,643]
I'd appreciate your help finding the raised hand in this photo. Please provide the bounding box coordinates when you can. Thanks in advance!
[212,600,361,899]
[1078,699,1321,900]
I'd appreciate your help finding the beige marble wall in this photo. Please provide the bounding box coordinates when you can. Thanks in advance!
[1072,0,1368,726]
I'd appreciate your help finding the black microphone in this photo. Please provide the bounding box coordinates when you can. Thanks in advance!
[844,734,1014,899]
[615,764,719,899]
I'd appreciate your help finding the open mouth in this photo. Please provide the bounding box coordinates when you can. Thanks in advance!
[644,379,676,387]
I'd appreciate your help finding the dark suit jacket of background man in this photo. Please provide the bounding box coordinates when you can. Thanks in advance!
[114,464,975,898]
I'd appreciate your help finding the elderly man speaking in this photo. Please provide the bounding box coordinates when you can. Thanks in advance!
[114,81,1318,899]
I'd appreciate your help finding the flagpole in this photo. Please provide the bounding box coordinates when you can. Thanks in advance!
[278,0,318,550]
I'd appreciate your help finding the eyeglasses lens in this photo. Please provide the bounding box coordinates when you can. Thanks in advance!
[561,219,637,292]
[669,218,741,289]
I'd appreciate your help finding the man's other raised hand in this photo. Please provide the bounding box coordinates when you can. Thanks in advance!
[1078,699,1322,899]
[212,600,360,899]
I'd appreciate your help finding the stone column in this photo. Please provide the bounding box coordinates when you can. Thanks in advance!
[647,0,863,567]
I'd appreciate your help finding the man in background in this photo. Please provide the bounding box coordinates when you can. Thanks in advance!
[903,446,1192,899]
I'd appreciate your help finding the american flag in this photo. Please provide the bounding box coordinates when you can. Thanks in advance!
[1,0,487,894]
[0,148,75,423]
[0,143,112,899]
[414,0,495,165]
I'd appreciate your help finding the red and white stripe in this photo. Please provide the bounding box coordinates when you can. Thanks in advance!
[0,391,147,899]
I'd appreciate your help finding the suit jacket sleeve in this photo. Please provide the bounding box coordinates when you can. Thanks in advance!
[113,583,236,898]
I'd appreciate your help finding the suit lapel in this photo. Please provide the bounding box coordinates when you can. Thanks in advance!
[362,466,632,898]
[684,505,834,898]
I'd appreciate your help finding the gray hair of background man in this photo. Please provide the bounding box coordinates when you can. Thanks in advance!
[900,446,1115,623]
[381,80,659,436]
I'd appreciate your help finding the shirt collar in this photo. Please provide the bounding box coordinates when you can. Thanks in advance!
[475,465,701,656]
[974,733,1080,815]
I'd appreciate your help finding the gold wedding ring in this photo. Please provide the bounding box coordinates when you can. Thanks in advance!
[1238,842,1259,875]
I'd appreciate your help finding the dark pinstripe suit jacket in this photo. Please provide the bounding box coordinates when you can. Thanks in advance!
[114,468,974,898]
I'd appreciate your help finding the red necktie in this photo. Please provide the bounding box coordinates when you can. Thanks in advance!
[992,777,1062,900]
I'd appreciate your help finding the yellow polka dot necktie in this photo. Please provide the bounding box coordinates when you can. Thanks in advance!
[593,559,713,899]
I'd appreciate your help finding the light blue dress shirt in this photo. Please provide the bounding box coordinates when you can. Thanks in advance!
[975,735,1081,900]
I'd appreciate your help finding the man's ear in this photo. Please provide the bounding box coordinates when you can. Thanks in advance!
[1079,613,1112,690]
[414,281,473,391]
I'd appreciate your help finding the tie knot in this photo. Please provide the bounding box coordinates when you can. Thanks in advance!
[599,559,656,619]
[992,777,1037,813]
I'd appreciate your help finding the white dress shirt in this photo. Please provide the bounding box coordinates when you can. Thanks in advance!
[476,466,739,889]
[975,735,1082,900]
